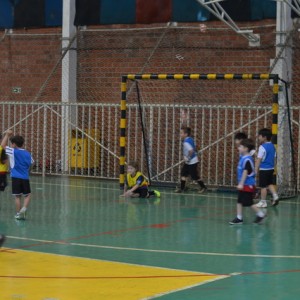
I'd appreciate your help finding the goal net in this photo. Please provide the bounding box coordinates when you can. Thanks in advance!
[120,73,297,199]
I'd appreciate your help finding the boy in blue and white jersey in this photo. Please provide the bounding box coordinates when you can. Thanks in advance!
[175,127,207,193]
[6,135,34,220]
[230,139,266,225]
[255,128,279,208]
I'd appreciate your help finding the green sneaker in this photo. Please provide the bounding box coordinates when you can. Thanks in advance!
[154,190,161,198]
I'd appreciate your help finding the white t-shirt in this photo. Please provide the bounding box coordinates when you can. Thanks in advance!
[183,141,198,165]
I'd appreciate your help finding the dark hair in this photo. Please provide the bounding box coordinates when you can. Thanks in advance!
[240,138,255,152]
[181,126,191,136]
[258,128,272,141]
[234,132,247,140]
[10,135,25,148]
[128,161,139,170]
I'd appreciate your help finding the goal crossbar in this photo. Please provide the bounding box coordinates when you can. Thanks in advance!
[119,73,279,188]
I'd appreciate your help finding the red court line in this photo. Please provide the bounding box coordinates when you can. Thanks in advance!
[0,217,197,252]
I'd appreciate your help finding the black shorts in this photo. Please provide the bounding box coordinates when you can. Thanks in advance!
[133,187,148,198]
[0,174,7,191]
[259,170,275,188]
[181,163,200,180]
[12,178,31,196]
[237,191,254,207]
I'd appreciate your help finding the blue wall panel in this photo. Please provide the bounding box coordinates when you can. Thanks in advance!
[100,0,135,24]
[45,0,62,26]
[0,0,13,28]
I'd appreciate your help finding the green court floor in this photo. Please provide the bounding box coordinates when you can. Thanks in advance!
[1,176,300,299]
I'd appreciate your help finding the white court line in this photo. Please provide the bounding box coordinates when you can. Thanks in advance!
[30,181,299,204]
[141,275,228,300]
[7,236,300,259]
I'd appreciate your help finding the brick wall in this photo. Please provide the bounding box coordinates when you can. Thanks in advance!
[0,20,277,105]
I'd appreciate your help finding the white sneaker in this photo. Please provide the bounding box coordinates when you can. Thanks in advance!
[256,201,267,208]
[272,194,279,207]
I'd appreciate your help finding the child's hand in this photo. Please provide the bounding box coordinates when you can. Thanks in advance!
[5,130,13,136]
[237,184,244,190]
[123,190,132,197]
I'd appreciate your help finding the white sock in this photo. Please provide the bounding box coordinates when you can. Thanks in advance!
[257,211,265,218]
[237,215,243,220]
[272,193,278,200]
[20,207,27,213]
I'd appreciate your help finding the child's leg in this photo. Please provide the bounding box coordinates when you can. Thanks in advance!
[20,194,31,212]
[237,203,243,220]
[229,192,244,224]
[15,195,22,212]
[180,176,187,190]
[190,163,207,191]
[268,184,278,199]
[260,187,267,201]
[257,187,268,207]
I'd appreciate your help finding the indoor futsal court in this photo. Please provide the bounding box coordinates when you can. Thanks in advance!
[1,176,300,299]
[1,0,300,299]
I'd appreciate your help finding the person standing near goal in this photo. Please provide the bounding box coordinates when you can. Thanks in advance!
[229,139,266,225]
[255,128,279,208]
[175,127,207,193]
[5,133,34,220]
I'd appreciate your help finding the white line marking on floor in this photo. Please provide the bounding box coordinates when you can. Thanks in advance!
[7,236,300,259]
[30,181,299,204]
[141,275,228,300]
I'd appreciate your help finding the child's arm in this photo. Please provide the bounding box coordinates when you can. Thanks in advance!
[237,170,249,190]
[0,130,13,148]
[124,184,139,197]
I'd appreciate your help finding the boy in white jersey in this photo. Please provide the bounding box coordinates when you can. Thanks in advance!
[5,134,34,220]
[175,127,207,193]
[255,128,279,208]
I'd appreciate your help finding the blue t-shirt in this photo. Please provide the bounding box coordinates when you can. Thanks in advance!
[258,142,276,170]
[6,147,34,180]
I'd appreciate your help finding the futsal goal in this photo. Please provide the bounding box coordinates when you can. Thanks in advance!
[120,73,297,199]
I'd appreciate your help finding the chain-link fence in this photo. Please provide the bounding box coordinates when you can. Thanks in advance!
[0,22,299,197]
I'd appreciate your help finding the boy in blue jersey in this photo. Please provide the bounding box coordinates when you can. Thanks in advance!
[229,139,266,225]
[255,128,279,208]
[175,127,207,193]
[5,135,34,220]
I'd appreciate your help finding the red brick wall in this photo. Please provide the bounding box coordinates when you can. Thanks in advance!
[0,20,276,104]
[0,28,61,102]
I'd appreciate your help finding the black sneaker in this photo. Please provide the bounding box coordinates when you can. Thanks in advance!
[0,234,6,248]
[254,216,265,224]
[198,187,208,194]
[229,218,243,225]
[271,199,279,207]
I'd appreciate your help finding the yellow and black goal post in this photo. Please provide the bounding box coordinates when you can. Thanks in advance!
[119,73,279,189]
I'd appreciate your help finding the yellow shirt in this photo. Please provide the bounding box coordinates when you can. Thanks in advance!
[0,146,8,173]
[126,171,148,189]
